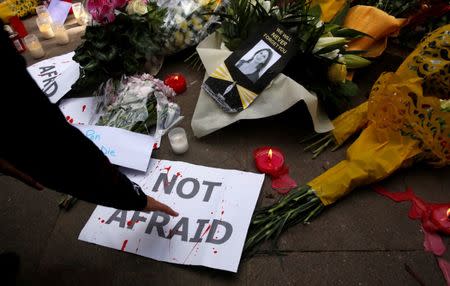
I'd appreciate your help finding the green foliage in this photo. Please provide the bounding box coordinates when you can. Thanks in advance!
[72,3,167,90]
[214,0,369,115]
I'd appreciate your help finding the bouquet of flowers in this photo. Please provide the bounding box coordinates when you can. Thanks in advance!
[94,74,182,139]
[72,0,222,89]
[245,24,450,252]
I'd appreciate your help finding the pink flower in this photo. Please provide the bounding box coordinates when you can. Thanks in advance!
[86,0,129,24]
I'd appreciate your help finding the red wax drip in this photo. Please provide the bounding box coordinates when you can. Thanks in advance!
[253,146,297,194]
[164,73,187,94]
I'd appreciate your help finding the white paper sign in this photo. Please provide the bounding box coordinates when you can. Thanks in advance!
[27,52,79,103]
[59,96,100,125]
[75,125,155,172]
[48,0,72,25]
[79,160,265,272]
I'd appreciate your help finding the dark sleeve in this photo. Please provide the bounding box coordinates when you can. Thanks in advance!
[0,22,147,210]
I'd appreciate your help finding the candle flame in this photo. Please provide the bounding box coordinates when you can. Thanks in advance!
[447,208,450,218]
[174,75,179,80]
[268,149,272,160]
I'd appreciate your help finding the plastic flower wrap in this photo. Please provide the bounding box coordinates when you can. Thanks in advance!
[245,24,450,252]
[94,74,183,143]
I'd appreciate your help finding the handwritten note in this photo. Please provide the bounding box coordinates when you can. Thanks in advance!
[27,52,79,103]
[79,159,265,272]
[75,125,155,171]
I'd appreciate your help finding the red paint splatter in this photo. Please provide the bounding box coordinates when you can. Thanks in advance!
[66,115,70,120]
[213,250,218,254]
[98,217,101,220]
[135,220,139,224]
[176,172,182,177]
[221,210,224,215]
[121,240,128,251]
[127,220,133,227]
[183,224,211,263]
[82,105,86,112]
[164,166,171,172]
[101,220,105,223]
[69,118,74,124]
[153,143,158,150]
[210,212,213,215]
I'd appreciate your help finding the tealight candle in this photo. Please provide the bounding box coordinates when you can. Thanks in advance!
[168,127,189,154]
[254,147,285,175]
[53,24,69,45]
[164,73,187,94]
[36,17,54,39]
[23,34,45,59]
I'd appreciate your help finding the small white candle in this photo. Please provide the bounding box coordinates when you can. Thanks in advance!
[35,5,51,19]
[72,3,83,19]
[54,24,69,45]
[24,34,45,59]
[36,17,54,39]
[168,127,189,154]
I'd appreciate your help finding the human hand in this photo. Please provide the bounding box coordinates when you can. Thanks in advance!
[0,158,44,191]
[143,196,179,216]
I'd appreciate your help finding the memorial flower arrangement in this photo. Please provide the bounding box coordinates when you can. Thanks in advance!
[73,0,221,89]
[244,24,450,252]
[213,0,372,115]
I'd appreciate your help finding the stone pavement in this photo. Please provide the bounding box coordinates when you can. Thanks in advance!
[1,15,449,286]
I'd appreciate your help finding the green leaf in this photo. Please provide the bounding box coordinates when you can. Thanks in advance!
[336,81,359,97]
[332,28,373,39]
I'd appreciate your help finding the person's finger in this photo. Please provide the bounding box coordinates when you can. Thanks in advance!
[0,159,44,191]
[145,197,179,216]
[156,202,179,217]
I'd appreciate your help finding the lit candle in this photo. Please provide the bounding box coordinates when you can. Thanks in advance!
[36,17,54,39]
[54,24,69,45]
[168,127,189,154]
[254,146,297,194]
[72,2,83,19]
[23,34,45,59]
[35,5,51,19]
[164,73,187,94]
[254,147,284,175]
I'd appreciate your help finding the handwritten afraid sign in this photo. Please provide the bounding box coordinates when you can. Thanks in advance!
[27,52,79,103]
[79,160,264,272]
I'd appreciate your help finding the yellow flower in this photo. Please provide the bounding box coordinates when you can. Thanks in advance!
[174,31,184,47]
[179,20,188,31]
[328,63,347,84]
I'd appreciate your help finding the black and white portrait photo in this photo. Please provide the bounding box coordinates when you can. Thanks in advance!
[235,40,281,83]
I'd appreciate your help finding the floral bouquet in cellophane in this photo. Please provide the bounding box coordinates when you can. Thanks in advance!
[73,0,222,89]
[245,24,450,252]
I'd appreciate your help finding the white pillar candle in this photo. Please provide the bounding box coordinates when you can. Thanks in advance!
[35,5,51,19]
[168,127,189,154]
[72,3,83,19]
[36,17,54,39]
[24,34,45,59]
[54,24,69,45]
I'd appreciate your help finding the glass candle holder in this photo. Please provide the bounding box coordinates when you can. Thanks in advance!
[23,34,45,59]
[71,2,83,19]
[53,24,69,45]
[36,16,54,39]
[168,127,189,154]
[35,5,51,19]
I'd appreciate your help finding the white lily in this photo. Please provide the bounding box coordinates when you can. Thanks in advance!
[250,0,271,13]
